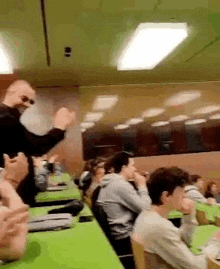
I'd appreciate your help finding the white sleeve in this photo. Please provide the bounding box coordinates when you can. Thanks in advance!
[180,213,197,246]
[148,224,207,269]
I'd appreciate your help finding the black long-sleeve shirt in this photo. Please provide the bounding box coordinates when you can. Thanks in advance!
[0,103,65,205]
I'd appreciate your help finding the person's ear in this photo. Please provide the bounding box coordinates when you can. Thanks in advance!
[121,165,126,171]
[161,191,169,204]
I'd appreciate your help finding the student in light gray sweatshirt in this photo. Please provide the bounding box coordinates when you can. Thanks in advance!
[96,151,151,257]
[133,167,220,269]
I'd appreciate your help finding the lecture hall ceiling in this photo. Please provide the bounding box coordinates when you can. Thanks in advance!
[1,0,220,125]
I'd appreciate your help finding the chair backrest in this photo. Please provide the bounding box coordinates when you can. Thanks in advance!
[145,252,174,269]
[130,236,146,269]
[83,195,92,208]
[207,254,220,269]
[91,185,101,209]
[92,191,113,244]
[215,216,220,227]
[130,236,176,269]
[196,209,210,225]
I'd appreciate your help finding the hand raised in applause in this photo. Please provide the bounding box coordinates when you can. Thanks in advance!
[2,153,28,188]
[0,206,29,247]
[54,108,76,130]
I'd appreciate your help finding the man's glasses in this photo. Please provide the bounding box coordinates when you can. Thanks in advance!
[21,96,35,105]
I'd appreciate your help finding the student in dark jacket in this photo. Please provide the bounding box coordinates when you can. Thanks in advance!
[0,80,75,206]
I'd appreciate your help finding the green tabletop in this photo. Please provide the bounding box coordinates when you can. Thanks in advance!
[195,201,220,222]
[167,210,183,219]
[50,173,72,184]
[3,206,123,269]
[35,188,81,203]
[190,225,220,254]
[167,203,220,221]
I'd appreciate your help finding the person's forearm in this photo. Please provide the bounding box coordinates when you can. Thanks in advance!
[180,213,197,246]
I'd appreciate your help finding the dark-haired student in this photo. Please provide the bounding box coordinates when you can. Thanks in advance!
[133,167,220,269]
[96,151,151,258]
[205,181,218,201]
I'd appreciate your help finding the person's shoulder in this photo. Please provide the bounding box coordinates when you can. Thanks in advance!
[135,211,172,235]
[0,104,13,118]
[112,177,135,192]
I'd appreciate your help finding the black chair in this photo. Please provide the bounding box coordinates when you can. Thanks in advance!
[92,187,113,243]
[92,187,135,269]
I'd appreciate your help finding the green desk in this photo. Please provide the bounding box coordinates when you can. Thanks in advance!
[49,173,73,184]
[2,206,123,269]
[191,225,220,254]
[35,188,81,204]
[195,202,220,222]
[167,210,183,219]
[168,206,220,255]
[168,203,220,222]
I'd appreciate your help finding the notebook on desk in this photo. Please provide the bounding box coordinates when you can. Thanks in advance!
[28,213,74,232]
[47,186,67,191]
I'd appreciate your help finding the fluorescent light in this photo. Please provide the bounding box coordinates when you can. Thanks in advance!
[0,41,13,74]
[84,112,103,122]
[193,105,220,115]
[185,119,206,125]
[151,121,169,127]
[142,108,165,118]
[114,124,129,130]
[93,95,118,110]
[165,90,201,106]
[209,113,220,120]
[117,23,188,70]
[125,118,143,125]
[170,115,189,122]
[81,122,95,128]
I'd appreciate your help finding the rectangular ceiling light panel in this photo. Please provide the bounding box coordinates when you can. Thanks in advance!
[93,95,118,111]
[81,122,95,128]
[84,112,104,122]
[117,23,188,70]
[0,40,13,74]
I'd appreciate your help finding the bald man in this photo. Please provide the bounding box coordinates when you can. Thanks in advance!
[0,80,75,206]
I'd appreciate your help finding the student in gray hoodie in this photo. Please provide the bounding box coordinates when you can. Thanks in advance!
[96,151,151,257]
[185,174,215,205]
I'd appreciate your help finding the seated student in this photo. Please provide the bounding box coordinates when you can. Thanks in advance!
[0,153,29,261]
[205,181,218,201]
[33,154,58,191]
[84,158,105,199]
[185,174,215,204]
[96,151,151,257]
[78,159,93,190]
[133,167,220,269]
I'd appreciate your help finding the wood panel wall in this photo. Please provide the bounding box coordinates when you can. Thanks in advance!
[134,151,220,191]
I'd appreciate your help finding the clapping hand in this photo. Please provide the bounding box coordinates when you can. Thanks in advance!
[54,108,76,130]
[0,205,29,247]
[2,153,28,188]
